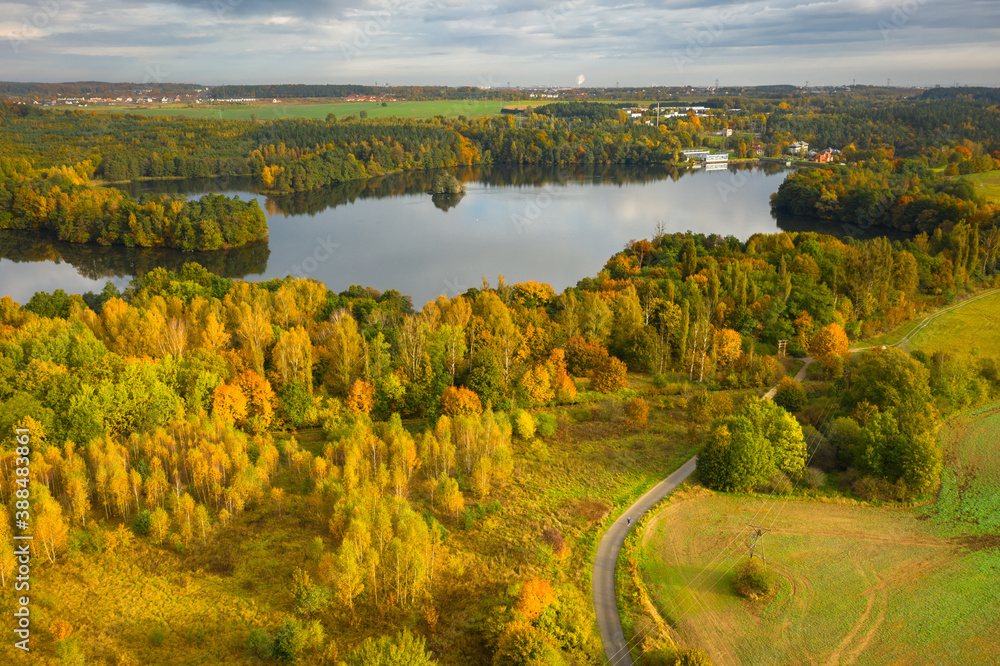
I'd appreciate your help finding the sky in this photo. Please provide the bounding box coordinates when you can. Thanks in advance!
[0,0,998,87]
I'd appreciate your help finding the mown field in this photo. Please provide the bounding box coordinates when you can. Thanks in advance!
[898,288,1000,358]
[0,382,699,664]
[88,99,542,121]
[636,488,1000,666]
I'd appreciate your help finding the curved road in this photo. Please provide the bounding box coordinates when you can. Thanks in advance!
[592,455,698,665]
[591,287,999,664]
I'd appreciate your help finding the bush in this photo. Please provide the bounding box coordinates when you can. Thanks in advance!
[149,627,167,647]
[734,557,775,600]
[593,355,628,393]
[273,618,306,662]
[542,526,566,556]
[512,410,536,440]
[758,471,793,494]
[803,466,826,489]
[55,638,85,666]
[625,397,650,428]
[568,406,591,423]
[248,629,273,660]
[773,377,806,412]
[535,412,557,438]
[646,647,714,666]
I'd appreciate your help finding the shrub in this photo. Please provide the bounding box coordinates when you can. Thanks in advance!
[568,406,591,423]
[734,557,775,600]
[593,355,628,393]
[273,618,307,662]
[542,526,566,556]
[625,397,650,428]
[512,410,536,440]
[535,412,557,438]
[803,466,826,489]
[149,627,167,647]
[647,647,714,666]
[758,471,793,495]
[56,638,85,666]
[773,377,806,412]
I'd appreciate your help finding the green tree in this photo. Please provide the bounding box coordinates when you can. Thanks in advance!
[345,629,437,666]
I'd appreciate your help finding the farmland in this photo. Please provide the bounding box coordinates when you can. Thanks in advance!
[634,488,1000,666]
[87,99,542,121]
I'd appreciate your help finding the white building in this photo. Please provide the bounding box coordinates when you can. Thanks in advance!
[681,149,711,160]
[789,141,809,154]
[704,153,729,163]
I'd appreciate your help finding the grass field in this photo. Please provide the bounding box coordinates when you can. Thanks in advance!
[960,170,1000,203]
[87,99,544,121]
[899,289,1000,357]
[636,488,1000,665]
[929,401,1000,533]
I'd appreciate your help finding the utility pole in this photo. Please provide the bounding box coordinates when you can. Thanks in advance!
[777,339,787,358]
[746,524,772,569]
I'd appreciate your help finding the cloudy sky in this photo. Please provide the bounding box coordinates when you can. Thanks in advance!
[1,0,998,87]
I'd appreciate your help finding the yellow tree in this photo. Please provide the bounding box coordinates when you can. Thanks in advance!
[345,379,375,416]
[150,507,169,544]
[0,508,14,586]
[809,323,850,370]
[323,313,366,394]
[212,383,248,425]
[236,370,276,432]
[436,476,464,518]
[225,284,274,375]
[792,310,814,351]
[272,326,313,390]
[34,486,69,563]
[714,328,743,369]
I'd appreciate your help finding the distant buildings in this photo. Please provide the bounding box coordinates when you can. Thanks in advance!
[789,141,809,154]
[810,148,841,163]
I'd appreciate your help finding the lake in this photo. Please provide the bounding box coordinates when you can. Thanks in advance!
[0,163,827,308]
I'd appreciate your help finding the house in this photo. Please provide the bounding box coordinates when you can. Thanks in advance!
[789,141,809,154]
[812,149,835,163]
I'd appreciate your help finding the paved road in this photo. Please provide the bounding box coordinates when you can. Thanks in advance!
[592,455,699,665]
[591,287,998,664]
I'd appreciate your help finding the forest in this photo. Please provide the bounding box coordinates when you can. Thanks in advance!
[2,217,1000,661]
[3,91,1000,253]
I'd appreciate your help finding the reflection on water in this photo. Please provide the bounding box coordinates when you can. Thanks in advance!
[0,163,851,307]
[0,231,269,281]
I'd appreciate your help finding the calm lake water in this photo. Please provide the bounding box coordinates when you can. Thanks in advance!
[0,164,827,308]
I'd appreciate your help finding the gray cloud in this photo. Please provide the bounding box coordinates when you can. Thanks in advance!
[0,0,997,85]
